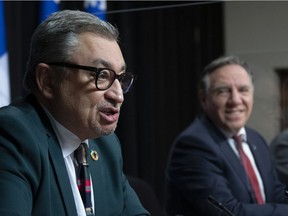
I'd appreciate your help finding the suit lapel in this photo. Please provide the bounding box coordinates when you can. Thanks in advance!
[220,140,251,188]
[28,96,78,216]
[201,116,253,195]
[88,139,107,215]
[48,136,78,216]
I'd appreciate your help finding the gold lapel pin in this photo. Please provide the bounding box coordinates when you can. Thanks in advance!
[90,150,99,161]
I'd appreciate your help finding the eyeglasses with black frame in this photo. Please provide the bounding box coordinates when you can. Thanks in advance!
[47,62,135,93]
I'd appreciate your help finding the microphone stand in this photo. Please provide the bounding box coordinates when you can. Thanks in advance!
[207,195,234,216]
[285,185,288,198]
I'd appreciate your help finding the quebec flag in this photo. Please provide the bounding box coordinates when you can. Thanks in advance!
[0,0,10,107]
[84,0,106,20]
[39,0,60,22]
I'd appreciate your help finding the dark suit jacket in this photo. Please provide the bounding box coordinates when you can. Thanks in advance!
[270,129,288,184]
[0,95,149,216]
[165,115,288,216]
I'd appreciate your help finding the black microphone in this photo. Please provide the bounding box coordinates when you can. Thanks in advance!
[207,195,234,216]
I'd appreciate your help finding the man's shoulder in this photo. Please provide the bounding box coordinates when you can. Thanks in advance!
[180,116,212,137]
[0,96,49,141]
[270,128,288,149]
[0,96,37,124]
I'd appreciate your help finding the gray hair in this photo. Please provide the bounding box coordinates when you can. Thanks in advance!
[199,55,254,92]
[23,10,119,92]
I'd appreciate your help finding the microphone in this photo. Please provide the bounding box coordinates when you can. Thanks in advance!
[207,195,234,216]
[285,185,288,198]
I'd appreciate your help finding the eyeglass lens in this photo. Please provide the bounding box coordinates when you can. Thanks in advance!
[96,69,133,93]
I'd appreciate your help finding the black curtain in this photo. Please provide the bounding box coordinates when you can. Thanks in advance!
[108,1,224,203]
[5,1,223,205]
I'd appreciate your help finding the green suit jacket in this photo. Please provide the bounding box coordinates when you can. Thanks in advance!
[0,95,149,216]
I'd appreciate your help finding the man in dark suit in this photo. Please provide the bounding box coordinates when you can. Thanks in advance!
[165,55,288,216]
[0,10,149,216]
[270,129,288,184]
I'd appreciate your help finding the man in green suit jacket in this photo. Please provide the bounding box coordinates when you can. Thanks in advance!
[0,10,149,216]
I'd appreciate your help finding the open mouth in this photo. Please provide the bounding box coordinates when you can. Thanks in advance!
[99,107,119,123]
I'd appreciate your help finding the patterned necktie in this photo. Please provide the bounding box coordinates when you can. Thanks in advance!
[74,143,94,215]
[233,135,264,205]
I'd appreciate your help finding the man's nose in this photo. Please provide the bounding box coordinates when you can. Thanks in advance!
[230,89,242,104]
[105,79,124,103]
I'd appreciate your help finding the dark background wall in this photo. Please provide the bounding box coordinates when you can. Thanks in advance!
[4,0,223,206]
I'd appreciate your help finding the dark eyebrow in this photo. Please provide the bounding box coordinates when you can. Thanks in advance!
[92,59,126,72]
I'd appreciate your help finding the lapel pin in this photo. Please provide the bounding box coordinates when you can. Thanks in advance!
[90,150,99,161]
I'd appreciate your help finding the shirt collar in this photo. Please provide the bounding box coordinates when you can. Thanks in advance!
[236,128,247,142]
[219,127,247,142]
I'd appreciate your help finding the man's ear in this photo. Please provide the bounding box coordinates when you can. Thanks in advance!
[35,63,54,99]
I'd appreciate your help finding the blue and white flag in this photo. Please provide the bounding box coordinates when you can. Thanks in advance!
[39,0,60,22]
[0,0,10,107]
[84,0,106,20]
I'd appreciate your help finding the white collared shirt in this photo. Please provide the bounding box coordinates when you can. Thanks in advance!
[227,128,266,202]
[42,107,94,216]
